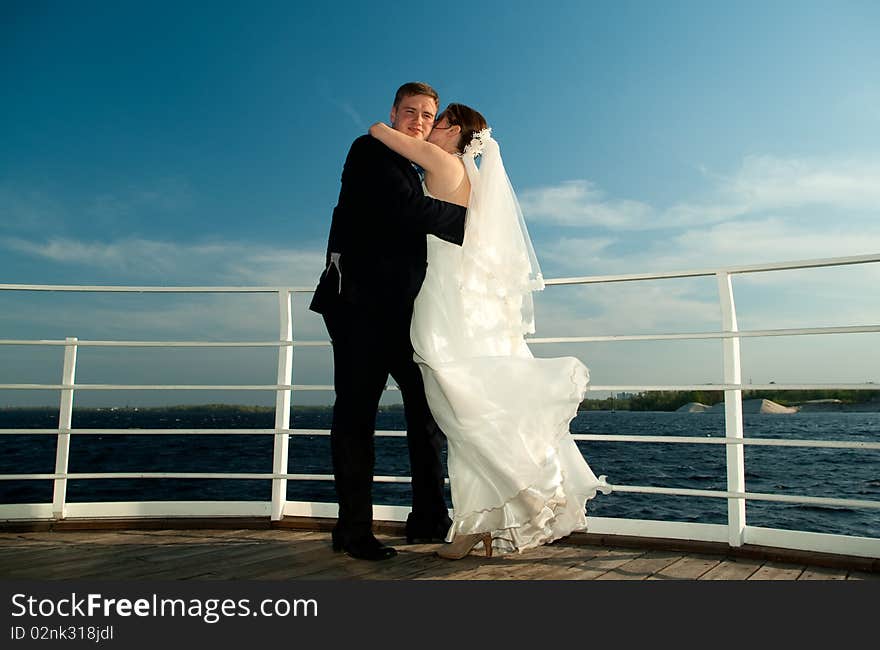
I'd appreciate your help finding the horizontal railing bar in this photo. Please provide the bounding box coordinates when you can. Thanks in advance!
[0,472,413,483]
[273,474,422,483]
[0,428,372,436]
[0,285,314,293]
[1,382,876,392]
[1,429,875,451]
[1,340,280,348]
[529,324,880,344]
[0,428,394,436]
[3,473,877,510]
[0,429,280,435]
[2,254,877,295]
[589,384,880,391]
[3,325,876,350]
[545,253,880,286]
[0,384,378,391]
[0,338,373,348]
[613,485,880,510]
[0,384,281,391]
[570,434,880,450]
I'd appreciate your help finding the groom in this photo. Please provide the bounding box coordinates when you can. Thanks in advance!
[309,82,467,560]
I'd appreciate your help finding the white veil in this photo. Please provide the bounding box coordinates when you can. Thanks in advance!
[459,129,544,337]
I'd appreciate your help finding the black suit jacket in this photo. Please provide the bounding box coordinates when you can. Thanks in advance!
[309,134,467,321]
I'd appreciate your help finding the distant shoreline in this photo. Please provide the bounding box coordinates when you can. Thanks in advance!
[2,400,878,415]
[676,399,880,414]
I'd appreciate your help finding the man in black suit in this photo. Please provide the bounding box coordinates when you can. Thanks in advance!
[309,82,467,560]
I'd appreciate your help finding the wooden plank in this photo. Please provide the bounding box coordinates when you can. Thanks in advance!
[846,570,880,580]
[0,535,57,547]
[4,530,315,580]
[402,541,590,581]
[209,538,336,580]
[440,544,596,581]
[341,550,450,581]
[338,535,490,581]
[246,534,380,580]
[649,554,722,580]
[16,542,240,580]
[537,547,645,580]
[15,531,127,546]
[6,543,184,580]
[0,534,163,579]
[529,547,631,581]
[0,545,70,571]
[118,533,328,580]
[0,527,874,581]
[345,538,467,581]
[440,557,535,581]
[798,566,847,580]
[595,550,683,580]
[748,562,805,580]
[2,547,95,579]
[487,545,607,580]
[128,544,283,580]
[700,558,762,580]
[116,543,282,580]
[275,535,432,580]
[370,556,474,580]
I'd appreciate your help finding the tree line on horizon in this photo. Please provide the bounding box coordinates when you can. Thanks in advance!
[3,389,878,415]
[578,389,880,411]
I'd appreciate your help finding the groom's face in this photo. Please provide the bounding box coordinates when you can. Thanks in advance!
[390,94,438,140]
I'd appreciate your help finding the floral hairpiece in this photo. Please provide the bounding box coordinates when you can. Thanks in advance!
[463,127,492,158]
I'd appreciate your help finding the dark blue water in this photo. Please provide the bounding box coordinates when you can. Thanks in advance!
[1,408,878,539]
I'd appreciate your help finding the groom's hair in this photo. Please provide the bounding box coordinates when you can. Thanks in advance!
[393,82,439,108]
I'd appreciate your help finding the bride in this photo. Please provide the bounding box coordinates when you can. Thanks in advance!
[370,104,610,558]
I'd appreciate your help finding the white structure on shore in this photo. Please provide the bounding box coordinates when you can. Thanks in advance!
[676,398,798,414]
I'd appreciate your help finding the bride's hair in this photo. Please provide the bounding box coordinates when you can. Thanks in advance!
[437,103,488,152]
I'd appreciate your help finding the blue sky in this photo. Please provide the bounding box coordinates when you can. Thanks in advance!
[2,1,879,406]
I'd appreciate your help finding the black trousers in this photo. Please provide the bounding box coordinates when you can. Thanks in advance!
[322,304,449,543]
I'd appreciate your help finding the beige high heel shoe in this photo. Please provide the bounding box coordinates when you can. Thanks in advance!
[436,532,493,560]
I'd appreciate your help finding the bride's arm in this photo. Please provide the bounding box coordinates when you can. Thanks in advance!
[369,122,457,176]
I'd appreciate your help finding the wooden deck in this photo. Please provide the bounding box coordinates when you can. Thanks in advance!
[1,520,877,580]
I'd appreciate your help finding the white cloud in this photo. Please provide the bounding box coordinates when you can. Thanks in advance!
[84,178,195,224]
[319,81,367,130]
[534,281,719,339]
[669,218,880,268]
[0,186,67,234]
[665,155,880,226]
[338,101,366,130]
[528,283,724,388]
[519,155,880,232]
[1,178,199,248]
[537,236,616,272]
[1,236,326,286]
[534,216,880,328]
[519,180,653,229]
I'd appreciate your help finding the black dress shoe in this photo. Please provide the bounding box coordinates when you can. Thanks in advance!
[332,532,397,561]
[405,517,453,544]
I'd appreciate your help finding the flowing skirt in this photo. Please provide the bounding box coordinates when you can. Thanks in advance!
[412,236,609,554]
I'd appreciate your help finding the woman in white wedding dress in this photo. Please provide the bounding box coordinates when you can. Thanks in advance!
[370,104,610,558]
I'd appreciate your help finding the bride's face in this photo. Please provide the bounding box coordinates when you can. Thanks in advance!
[390,94,437,140]
[427,117,461,153]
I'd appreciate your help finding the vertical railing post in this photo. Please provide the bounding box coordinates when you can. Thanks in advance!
[271,290,293,521]
[717,272,746,547]
[52,336,78,520]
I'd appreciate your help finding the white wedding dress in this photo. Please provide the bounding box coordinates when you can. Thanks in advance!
[411,131,610,554]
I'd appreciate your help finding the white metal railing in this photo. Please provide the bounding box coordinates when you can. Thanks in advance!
[1,253,879,559]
